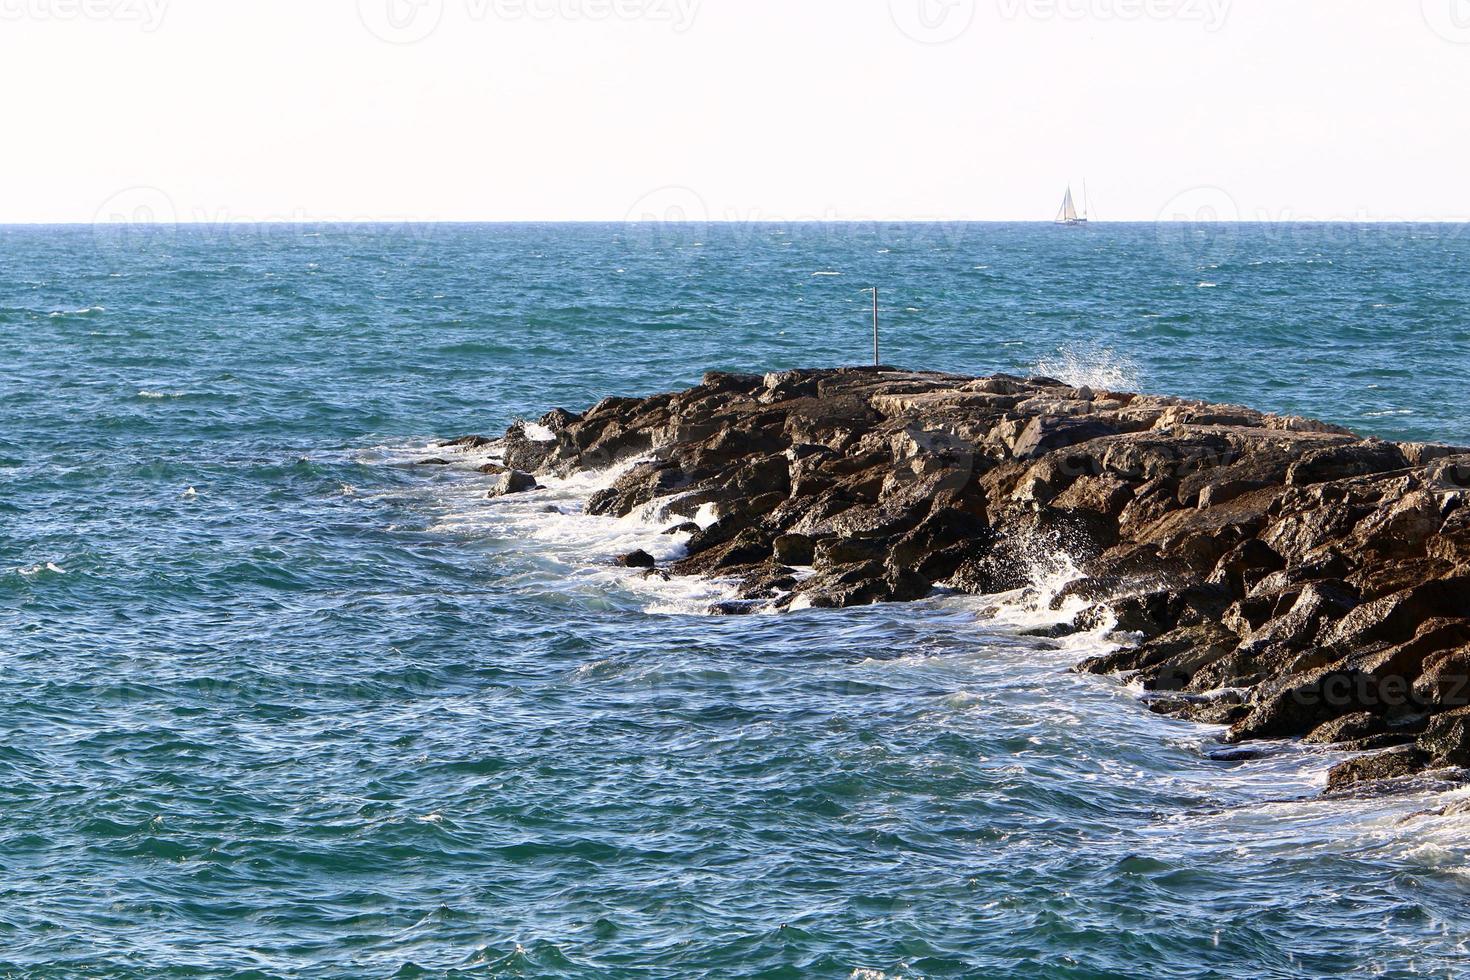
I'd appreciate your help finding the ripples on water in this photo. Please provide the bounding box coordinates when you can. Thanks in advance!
[3,223,1470,977]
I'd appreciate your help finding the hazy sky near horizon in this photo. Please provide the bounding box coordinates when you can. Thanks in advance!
[4,0,1468,223]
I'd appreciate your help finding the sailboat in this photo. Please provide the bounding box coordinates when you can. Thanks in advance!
[1055,183,1089,227]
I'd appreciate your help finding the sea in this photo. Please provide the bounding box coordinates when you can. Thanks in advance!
[4,222,1470,978]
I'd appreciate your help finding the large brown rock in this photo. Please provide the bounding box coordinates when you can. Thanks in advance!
[488,470,539,497]
[465,367,1470,794]
[1286,441,1410,486]
[1326,747,1431,794]
[1419,706,1470,765]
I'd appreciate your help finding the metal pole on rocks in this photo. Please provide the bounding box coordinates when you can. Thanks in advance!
[867,287,880,367]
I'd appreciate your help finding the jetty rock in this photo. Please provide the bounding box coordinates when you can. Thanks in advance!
[490,367,1470,791]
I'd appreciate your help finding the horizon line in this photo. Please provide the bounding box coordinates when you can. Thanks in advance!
[10,218,1470,227]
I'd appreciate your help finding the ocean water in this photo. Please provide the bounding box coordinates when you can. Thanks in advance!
[4,222,1470,978]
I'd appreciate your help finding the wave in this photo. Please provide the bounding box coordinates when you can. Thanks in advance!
[15,562,65,578]
[373,436,1129,638]
[1035,343,1141,391]
[364,437,739,616]
[369,433,1470,832]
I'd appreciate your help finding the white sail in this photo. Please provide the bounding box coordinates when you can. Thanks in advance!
[1056,184,1087,225]
[1056,187,1078,223]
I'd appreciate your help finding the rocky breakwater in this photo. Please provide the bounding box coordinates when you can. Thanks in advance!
[472,367,1470,792]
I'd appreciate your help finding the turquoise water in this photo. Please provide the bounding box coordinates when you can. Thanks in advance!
[4,223,1470,978]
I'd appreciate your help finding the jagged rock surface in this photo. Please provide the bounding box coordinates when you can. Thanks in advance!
[484,367,1470,789]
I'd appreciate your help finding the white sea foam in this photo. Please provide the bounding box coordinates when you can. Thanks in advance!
[357,436,503,470]
[958,537,1099,637]
[372,430,1132,630]
[367,437,1470,828]
[1035,343,1141,392]
[368,437,738,616]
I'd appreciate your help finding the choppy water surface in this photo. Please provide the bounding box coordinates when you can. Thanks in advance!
[4,223,1470,977]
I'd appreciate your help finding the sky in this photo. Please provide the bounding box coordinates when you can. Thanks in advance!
[2,0,1468,223]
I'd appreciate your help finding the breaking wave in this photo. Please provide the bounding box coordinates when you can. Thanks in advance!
[360,437,742,616]
[1035,343,1141,391]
